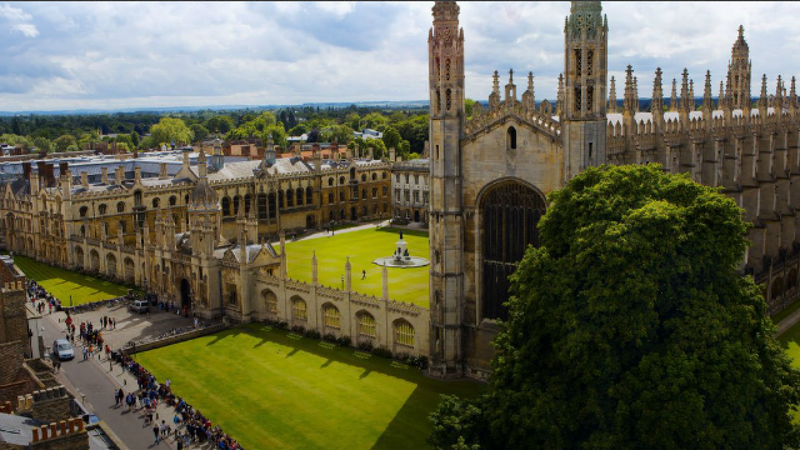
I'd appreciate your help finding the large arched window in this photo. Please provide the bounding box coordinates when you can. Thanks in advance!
[296,188,304,206]
[79,206,88,217]
[263,289,277,314]
[323,304,340,329]
[117,201,125,213]
[394,320,415,348]
[306,188,313,205]
[481,180,546,321]
[292,298,307,321]
[98,204,107,215]
[357,311,376,338]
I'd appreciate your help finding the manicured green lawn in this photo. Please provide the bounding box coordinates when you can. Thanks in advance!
[13,255,130,305]
[286,227,430,308]
[137,324,481,450]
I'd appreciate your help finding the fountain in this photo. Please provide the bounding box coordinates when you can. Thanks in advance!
[373,232,430,268]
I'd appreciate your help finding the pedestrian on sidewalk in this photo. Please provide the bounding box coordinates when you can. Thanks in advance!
[82,346,88,361]
[153,424,160,445]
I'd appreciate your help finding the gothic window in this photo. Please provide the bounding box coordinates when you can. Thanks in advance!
[357,312,376,338]
[119,220,126,233]
[587,50,594,76]
[305,187,312,205]
[445,59,451,81]
[587,85,594,110]
[575,87,582,112]
[169,195,177,206]
[133,190,143,207]
[575,49,582,76]
[436,91,442,115]
[286,190,294,207]
[382,186,388,196]
[372,173,377,181]
[361,174,367,182]
[323,304,341,329]
[233,195,241,214]
[446,89,452,111]
[244,194,252,214]
[268,193,277,219]
[394,320,415,348]
[258,194,268,220]
[152,198,160,208]
[116,202,125,213]
[339,176,345,184]
[292,298,307,321]
[221,197,231,216]
[278,191,284,208]
[79,206,88,217]
[98,204,107,215]
[328,177,334,186]
[296,188,304,206]
[481,181,547,321]
[382,172,387,179]
[372,188,377,198]
[328,192,334,204]
[507,127,517,150]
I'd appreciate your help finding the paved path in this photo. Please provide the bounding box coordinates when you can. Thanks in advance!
[271,219,392,246]
[41,313,166,450]
[775,305,800,338]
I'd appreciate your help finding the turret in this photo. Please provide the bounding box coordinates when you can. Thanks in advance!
[608,75,617,113]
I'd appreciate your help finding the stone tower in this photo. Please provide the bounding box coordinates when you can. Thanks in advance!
[727,25,752,110]
[428,0,465,378]
[562,1,608,180]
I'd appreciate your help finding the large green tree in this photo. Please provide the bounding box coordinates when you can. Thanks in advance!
[148,117,193,147]
[430,164,800,450]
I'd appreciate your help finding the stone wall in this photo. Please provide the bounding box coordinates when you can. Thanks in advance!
[29,386,72,424]
[30,418,89,450]
[0,341,24,385]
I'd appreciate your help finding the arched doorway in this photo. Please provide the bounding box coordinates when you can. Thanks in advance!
[414,210,420,222]
[350,207,357,221]
[180,278,191,309]
[480,180,547,321]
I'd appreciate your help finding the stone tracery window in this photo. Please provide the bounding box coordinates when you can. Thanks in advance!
[292,298,307,321]
[323,304,341,329]
[574,87,582,112]
[587,49,594,76]
[575,49,582,76]
[358,312,376,338]
[446,89,452,111]
[395,320,415,348]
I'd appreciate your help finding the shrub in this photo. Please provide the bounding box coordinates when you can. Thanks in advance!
[304,329,321,340]
[336,336,351,347]
[357,340,374,352]
[323,333,337,342]
[291,325,305,334]
[372,347,393,359]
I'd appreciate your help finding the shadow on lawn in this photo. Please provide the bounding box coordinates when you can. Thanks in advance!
[199,324,482,449]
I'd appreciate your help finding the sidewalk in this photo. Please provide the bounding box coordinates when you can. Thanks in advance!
[271,219,391,246]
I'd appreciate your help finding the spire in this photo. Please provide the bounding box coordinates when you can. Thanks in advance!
[670,78,678,112]
[689,79,695,108]
[608,76,617,113]
[719,80,725,109]
[633,76,639,112]
[759,73,768,110]
[556,73,565,116]
[522,71,535,111]
[680,69,691,112]
[623,65,636,114]
[492,70,500,97]
[651,68,663,115]
[703,70,714,111]
[791,76,797,104]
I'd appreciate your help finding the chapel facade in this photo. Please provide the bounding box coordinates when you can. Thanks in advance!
[427,1,800,379]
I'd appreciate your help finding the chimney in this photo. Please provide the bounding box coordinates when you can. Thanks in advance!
[58,162,68,177]
[389,147,396,162]
[101,167,109,184]
[114,166,125,184]
[159,163,168,180]
[22,162,31,179]
[45,164,55,186]
[36,161,46,177]
[134,166,141,182]
[80,171,88,188]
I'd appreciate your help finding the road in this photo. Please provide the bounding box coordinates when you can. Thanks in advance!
[40,313,164,450]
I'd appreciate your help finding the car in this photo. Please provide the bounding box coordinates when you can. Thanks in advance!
[129,300,150,314]
[53,339,74,361]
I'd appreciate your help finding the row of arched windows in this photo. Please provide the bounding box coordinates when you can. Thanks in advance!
[282,296,415,348]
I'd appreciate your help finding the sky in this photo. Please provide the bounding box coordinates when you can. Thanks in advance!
[0,1,799,112]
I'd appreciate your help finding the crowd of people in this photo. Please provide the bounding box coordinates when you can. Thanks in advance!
[118,354,243,449]
[26,279,60,314]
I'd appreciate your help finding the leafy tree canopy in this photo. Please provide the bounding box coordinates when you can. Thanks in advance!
[431,164,800,450]
[148,117,193,147]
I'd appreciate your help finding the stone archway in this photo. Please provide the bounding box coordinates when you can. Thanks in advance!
[180,278,191,309]
[124,257,135,283]
[89,250,100,272]
[74,246,84,269]
[106,253,117,278]
[478,179,547,321]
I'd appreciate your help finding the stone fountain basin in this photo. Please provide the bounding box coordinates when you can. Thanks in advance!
[372,256,430,268]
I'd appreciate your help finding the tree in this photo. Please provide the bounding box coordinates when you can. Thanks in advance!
[288,124,308,136]
[361,112,388,130]
[148,117,193,147]
[130,131,141,148]
[190,124,210,143]
[205,115,235,134]
[431,164,800,449]
[382,126,401,151]
[465,98,475,119]
[322,124,354,144]
[33,137,52,153]
[428,395,486,450]
[53,135,77,153]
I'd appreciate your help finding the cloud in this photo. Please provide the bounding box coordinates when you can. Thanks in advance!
[0,3,39,38]
[0,2,798,111]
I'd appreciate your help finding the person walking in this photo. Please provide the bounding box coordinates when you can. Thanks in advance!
[153,423,160,445]
[362,269,366,280]
[82,346,88,361]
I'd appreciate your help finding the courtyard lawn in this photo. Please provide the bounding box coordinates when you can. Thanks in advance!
[137,323,481,450]
[286,227,431,308]
[13,255,130,306]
